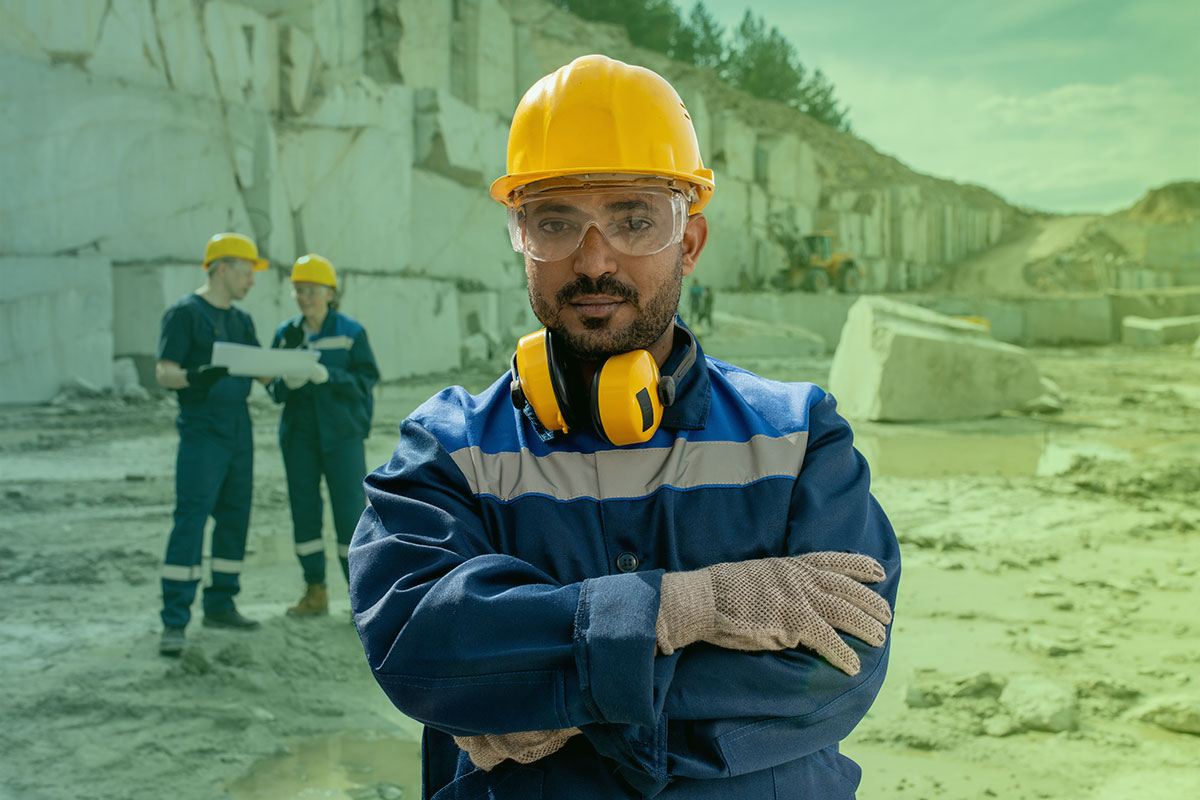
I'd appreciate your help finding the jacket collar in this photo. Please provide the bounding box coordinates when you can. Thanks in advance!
[660,317,710,431]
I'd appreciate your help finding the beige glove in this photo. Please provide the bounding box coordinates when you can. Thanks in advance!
[655,551,892,676]
[282,374,308,390]
[453,727,582,771]
[309,362,329,384]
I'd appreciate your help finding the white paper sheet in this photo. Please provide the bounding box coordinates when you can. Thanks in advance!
[211,342,319,377]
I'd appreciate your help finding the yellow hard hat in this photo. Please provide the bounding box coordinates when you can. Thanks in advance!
[291,253,337,288]
[490,54,715,213]
[203,232,269,271]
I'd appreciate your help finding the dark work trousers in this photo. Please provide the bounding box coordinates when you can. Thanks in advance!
[281,422,367,586]
[160,409,253,628]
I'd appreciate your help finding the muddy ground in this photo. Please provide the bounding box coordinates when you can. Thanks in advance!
[2,331,1198,800]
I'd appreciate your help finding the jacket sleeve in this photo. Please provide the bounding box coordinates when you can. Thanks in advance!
[349,417,664,739]
[325,328,379,401]
[591,390,900,788]
[266,327,289,404]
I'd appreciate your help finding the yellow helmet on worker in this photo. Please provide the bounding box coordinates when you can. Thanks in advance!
[490,54,715,214]
[203,232,269,271]
[291,253,337,289]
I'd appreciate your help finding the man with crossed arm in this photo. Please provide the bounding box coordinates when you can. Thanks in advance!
[349,55,899,799]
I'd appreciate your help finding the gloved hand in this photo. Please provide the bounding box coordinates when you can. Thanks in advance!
[309,362,329,385]
[281,323,305,349]
[655,551,892,676]
[185,365,229,389]
[282,374,308,390]
[453,727,582,771]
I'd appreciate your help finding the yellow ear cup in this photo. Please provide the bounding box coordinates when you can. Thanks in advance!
[592,349,664,446]
[514,330,571,433]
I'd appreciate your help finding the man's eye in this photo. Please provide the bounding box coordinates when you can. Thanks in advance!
[621,217,654,233]
[537,219,574,235]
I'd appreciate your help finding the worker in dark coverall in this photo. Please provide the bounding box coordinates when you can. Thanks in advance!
[155,232,271,656]
[349,55,900,799]
[269,254,379,618]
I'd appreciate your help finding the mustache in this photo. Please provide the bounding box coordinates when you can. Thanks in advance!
[555,275,639,307]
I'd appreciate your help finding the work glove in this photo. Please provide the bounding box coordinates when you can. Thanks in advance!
[281,323,305,349]
[655,551,892,676]
[453,727,582,772]
[185,364,229,389]
[283,362,328,390]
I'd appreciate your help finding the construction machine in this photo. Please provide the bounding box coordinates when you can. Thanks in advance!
[770,224,864,292]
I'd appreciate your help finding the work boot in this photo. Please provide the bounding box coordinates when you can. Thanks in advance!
[287,583,329,617]
[159,626,185,657]
[202,608,261,630]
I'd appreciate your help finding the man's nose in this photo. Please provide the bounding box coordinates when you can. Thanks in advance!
[572,225,617,277]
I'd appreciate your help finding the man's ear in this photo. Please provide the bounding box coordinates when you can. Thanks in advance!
[681,214,708,277]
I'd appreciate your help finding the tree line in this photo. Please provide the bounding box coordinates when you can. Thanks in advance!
[549,0,851,131]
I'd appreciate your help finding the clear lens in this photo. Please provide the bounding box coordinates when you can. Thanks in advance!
[508,188,688,262]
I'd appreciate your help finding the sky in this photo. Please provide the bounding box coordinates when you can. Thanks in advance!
[693,0,1200,214]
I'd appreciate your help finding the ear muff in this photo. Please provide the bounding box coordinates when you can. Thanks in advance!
[512,322,698,445]
[590,350,664,446]
[511,329,577,433]
[588,323,697,445]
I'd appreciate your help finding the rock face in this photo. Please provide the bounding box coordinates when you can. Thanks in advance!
[1,0,1026,403]
[829,297,1044,421]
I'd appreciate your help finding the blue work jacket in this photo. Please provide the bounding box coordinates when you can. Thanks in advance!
[349,329,901,799]
[268,311,379,450]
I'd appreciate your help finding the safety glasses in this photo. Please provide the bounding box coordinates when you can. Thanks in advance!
[508,186,690,262]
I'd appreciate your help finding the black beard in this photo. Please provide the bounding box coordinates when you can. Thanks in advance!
[528,251,683,361]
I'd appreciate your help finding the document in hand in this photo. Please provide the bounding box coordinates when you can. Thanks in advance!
[211,342,319,377]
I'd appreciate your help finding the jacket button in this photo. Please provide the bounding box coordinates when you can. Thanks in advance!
[616,552,639,573]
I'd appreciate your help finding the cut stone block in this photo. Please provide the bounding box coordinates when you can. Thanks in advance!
[153,0,218,98]
[398,0,453,92]
[0,0,107,63]
[414,88,507,187]
[829,297,1043,421]
[225,107,294,266]
[1121,314,1200,347]
[278,123,413,271]
[458,0,515,117]
[711,111,755,181]
[281,24,317,115]
[303,78,412,130]
[88,0,168,89]
[338,274,461,379]
[410,169,523,289]
[203,1,279,111]
[1,257,114,404]
[0,56,251,262]
[755,133,805,204]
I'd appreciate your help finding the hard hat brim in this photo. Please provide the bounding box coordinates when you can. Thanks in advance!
[490,167,714,214]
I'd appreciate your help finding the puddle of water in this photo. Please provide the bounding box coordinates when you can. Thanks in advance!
[227,732,420,800]
[855,429,1139,479]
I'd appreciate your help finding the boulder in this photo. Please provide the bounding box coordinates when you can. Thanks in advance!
[829,297,1043,421]
[999,674,1078,733]
[1130,694,1200,735]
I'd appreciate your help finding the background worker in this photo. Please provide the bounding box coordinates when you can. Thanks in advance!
[349,55,899,798]
[270,254,379,618]
[155,232,271,656]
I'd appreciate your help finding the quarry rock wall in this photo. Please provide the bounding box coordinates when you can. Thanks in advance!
[2,0,1025,402]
